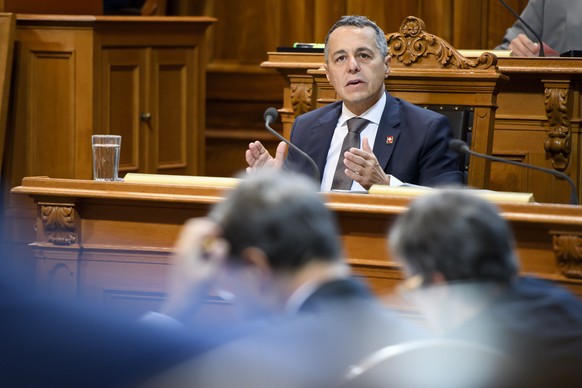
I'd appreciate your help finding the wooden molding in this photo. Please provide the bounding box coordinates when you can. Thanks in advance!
[552,232,582,279]
[387,16,497,70]
[40,204,77,246]
[290,82,313,116]
[543,86,571,171]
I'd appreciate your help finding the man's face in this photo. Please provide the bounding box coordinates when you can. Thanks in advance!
[324,26,390,116]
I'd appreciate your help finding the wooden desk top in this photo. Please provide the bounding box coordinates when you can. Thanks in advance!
[14,177,582,221]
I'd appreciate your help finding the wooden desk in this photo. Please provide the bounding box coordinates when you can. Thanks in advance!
[261,52,582,205]
[2,15,215,280]
[12,177,582,316]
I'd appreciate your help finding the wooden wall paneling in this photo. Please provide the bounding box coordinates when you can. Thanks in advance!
[205,67,285,178]
[419,0,454,44]
[279,0,316,47]
[151,48,197,174]
[0,13,15,180]
[0,0,103,15]
[452,0,485,49]
[101,48,147,174]
[314,0,346,41]
[0,12,16,275]
[209,0,285,64]
[9,27,95,188]
[346,0,418,35]
[486,0,528,49]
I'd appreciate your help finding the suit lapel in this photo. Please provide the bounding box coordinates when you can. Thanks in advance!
[305,103,342,175]
[373,92,401,170]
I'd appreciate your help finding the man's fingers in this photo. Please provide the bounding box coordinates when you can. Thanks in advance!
[175,219,220,255]
[362,137,373,153]
[274,141,287,164]
[510,34,538,56]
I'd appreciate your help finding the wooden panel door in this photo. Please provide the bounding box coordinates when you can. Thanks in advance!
[150,47,200,175]
[9,27,95,183]
[101,48,148,176]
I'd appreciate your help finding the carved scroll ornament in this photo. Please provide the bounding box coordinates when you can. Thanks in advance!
[40,205,77,246]
[386,16,496,69]
[290,82,313,116]
[553,233,582,279]
[543,87,571,171]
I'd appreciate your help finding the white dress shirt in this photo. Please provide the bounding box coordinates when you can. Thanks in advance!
[320,93,402,191]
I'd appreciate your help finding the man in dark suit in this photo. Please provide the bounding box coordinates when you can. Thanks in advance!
[0,279,226,388]
[150,170,424,387]
[389,190,582,386]
[246,15,463,191]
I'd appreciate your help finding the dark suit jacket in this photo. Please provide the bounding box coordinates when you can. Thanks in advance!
[285,92,464,187]
[0,281,224,388]
[191,278,426,387]
[448,277,582,386]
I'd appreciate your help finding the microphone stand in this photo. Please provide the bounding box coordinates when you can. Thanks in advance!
[498,0,545,57]
[454,142,577,205]
[263,109,321,183]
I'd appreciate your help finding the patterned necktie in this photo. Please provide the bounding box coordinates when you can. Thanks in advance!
[331,117,369,190]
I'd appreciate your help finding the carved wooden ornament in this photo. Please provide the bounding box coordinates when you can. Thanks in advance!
[543,87,571,171]
[386,16,497,70]
[553,233,582,279]
[290,82,313,116]
[40,205,77,246]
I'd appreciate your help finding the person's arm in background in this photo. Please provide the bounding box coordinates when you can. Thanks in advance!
[495,0,559,56]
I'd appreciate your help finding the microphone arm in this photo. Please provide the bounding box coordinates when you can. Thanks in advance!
[498,0,545,57]
[450,140,578,205]
[263,108,321,183]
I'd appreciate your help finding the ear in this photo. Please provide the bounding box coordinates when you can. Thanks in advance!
[240,247,273,290]
[324,63,332,84]
[384,55,391,79]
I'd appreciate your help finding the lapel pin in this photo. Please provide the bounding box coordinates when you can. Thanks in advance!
[386,135,394,144]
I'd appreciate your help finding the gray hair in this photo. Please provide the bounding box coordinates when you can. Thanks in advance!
[389,190,519,285]
[324,15,388,62]
[210,170,342,272]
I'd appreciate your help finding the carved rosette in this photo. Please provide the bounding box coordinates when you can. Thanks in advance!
[553,233,582,279]
[543,87,571,171]
[386,16,496,69]
[290,82,313,116]
[40,205,77,246]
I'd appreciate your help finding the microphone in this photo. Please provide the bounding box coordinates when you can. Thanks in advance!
[450,139,578,205]
[263,107,320,183]
[498,0,544,57]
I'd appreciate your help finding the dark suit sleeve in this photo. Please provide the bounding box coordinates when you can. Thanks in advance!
[417,115,465,187]
[283,119,303,173]
[0,283,221,388]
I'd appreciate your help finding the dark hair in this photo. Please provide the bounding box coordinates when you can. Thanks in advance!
[389,190,519,285]
[210,170,341,273]
[324,15,388,62]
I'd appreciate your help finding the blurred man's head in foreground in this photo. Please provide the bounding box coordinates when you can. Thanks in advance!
[390,190,519,287]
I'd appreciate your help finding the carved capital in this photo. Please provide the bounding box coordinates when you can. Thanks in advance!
[552,233,582,279]
[386,16,496,69]
[543,87,571,171]
[40,205,77,246]
[290,82,312,116]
